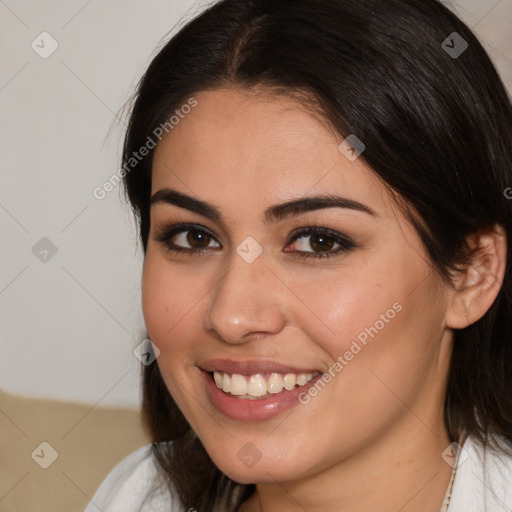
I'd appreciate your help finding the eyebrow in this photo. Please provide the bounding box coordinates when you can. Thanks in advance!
[149,188,376,224]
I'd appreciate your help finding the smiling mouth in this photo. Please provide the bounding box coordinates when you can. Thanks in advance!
[210,370,320,399]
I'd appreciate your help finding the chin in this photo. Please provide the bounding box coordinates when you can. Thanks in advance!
[204,444,306,485]
[216,463,291,485]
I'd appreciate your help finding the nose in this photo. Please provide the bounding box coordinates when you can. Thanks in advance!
[203,248,288,344]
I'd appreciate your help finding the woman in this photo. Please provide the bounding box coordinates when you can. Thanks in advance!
[85,0,512,510]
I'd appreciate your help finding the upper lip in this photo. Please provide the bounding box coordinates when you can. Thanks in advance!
[199,358,321,375]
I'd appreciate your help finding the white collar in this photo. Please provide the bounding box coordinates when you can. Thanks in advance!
[448,435,512,512]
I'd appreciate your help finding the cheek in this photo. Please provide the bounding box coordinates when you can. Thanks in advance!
[141,257,206,418]
[294,250,439,400]
[293,260,403,361]
[141,256,204,352]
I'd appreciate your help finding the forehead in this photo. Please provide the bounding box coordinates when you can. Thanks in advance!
[151,87,392,219]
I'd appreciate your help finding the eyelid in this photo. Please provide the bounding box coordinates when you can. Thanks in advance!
[284,225,355,258]
[154,222,355,258]
[154,222,220,247]
[286,225,353,245]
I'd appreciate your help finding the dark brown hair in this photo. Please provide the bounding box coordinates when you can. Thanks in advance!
[121,0,512,509]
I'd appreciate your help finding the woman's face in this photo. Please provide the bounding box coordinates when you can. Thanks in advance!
[143,87,453,483]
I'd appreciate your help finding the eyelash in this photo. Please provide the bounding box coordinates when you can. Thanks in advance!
[154,222,355,260]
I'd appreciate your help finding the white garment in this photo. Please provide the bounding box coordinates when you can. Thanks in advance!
[448,436,512,511]
[84,435,512,512]
[83,444,179,512]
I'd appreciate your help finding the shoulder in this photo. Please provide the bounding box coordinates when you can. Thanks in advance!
[450,434,512,512]
[84,443,185,512]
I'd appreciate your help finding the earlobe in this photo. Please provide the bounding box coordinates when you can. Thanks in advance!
[445,224,507,329]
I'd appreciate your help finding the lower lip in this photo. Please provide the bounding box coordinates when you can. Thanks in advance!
[201,370,322,421]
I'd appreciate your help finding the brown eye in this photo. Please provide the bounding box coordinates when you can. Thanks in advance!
[309,233,336,252]
[185,230,212,248]
[155,223,221,253]
[285,226,355,259]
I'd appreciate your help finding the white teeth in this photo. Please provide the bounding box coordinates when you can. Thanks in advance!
[230,374,247,396]
[213,371,223,388]
[267,373,284,394]
[296,374,308,386]
[283,373,296,390]
[247,374,267,396]
[222,373,231,393]
[212,370,316,398]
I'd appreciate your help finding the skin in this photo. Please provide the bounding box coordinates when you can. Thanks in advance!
[142,87,506,511]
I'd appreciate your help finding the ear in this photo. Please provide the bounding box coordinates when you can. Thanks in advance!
[445,224,507,329]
